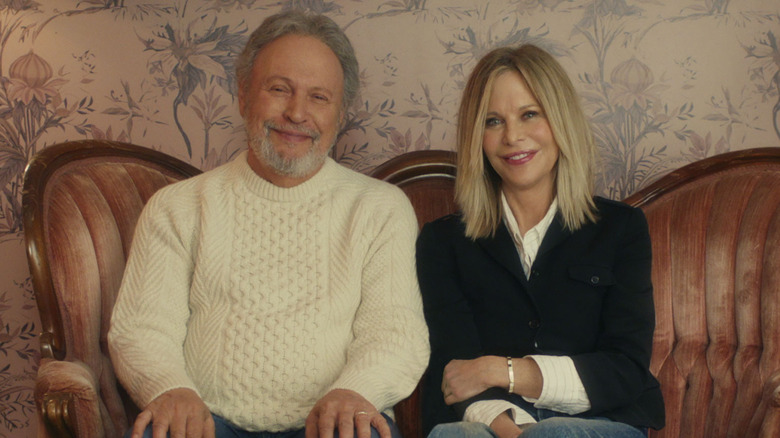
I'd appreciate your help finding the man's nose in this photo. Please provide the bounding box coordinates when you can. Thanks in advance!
[284,94,307,124]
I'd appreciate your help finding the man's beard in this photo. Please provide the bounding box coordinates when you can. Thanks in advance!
[247,121,332,178]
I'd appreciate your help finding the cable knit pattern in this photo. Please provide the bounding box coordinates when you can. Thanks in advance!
[108,152,429,432]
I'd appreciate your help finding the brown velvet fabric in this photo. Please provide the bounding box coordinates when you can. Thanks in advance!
[626,150,780,438]
[26,145,780,438]
[24,141,200,438]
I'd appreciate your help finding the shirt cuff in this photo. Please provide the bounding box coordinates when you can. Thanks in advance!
[523,355,591,415]
[464,400,536,426]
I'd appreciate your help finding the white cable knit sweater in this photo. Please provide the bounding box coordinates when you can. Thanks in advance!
[108,152,429,432]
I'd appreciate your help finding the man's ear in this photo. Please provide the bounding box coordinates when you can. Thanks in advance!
[237,81,246,117]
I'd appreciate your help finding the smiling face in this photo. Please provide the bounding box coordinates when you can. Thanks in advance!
[239,34,344,187]
[482,69,559,201]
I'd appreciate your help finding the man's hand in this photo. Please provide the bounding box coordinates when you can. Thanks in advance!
[131,388,214,438]
[305,389,391,438]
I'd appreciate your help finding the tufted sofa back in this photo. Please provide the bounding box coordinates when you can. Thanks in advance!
[24,140,201,437]
[625,147,780,437]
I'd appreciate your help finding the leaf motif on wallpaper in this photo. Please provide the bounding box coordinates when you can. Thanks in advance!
[387,127,429,155]
[0,50,93,235]
[744,30,780,140]
[440,7,557,85]
[703,87,766,146]
[142,17,246,159]
[0,361,35,433]
[334,99,397,169]
[680,131,728,162]
[577,15,684,199]
[342,0,476,31]
[0,287,36,434]
[99,80,165,143]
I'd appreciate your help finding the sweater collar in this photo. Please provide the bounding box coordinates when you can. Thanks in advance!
[232,150,338,201]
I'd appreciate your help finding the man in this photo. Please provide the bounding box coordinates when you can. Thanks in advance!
[108,10,429,438]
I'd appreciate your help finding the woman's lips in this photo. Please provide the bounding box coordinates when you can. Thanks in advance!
[503,150,537,165]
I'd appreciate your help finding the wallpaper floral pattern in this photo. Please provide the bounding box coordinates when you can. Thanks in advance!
[0,0,778,435]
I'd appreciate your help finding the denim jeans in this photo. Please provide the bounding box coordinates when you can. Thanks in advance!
[131,412,402,438]
[428,419,647,438]
[428,399,647,438]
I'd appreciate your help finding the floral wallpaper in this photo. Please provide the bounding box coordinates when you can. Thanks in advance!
[0,0,778,435]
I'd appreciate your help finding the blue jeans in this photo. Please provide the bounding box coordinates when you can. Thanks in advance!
[428,407,647,438]
[131,413,402,438]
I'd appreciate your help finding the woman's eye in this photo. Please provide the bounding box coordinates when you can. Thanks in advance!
[485,117,502,127]
[522,110,539,120]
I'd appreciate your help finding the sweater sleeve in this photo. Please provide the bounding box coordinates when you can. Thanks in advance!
[107,187,199,408]
[327,187,430,412]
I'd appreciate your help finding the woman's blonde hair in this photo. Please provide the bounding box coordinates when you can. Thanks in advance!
[455,44,597,239]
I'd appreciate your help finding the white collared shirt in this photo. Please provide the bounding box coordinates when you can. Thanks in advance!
[463,193,591,427]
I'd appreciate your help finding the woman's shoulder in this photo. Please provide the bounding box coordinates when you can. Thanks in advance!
[590,196,649,235]
[593,196,637,212]
[421,212,464,231]
[418,212,469,241]
[593,196,645,219]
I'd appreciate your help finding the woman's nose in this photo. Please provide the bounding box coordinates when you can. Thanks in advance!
[504,120,525,144]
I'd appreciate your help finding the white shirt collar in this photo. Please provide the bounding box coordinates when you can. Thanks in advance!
[501,192,558,278]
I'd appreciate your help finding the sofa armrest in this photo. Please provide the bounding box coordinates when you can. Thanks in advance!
[745,369,780,437]
[35,358,105,438]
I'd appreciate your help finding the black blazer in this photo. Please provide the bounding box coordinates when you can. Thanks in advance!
[416,197,664,434]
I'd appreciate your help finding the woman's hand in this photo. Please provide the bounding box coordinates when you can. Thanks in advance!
[441,356,544,405]
[441,356,506,404]
[490,412,525,438]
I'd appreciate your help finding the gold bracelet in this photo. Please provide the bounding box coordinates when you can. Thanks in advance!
[507,356,514,393]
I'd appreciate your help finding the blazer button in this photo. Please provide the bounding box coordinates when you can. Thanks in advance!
[532,270,541,278]
[528,319,540,329]
[590,275,600,285]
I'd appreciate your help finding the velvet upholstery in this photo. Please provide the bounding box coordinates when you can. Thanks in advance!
[23,140,201,437]
[24,143,780,437]
[624,147,780,438]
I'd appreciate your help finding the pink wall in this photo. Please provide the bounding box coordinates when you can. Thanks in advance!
[1,0,778,435]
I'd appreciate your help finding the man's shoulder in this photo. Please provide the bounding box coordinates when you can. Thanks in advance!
[144,159,236,212]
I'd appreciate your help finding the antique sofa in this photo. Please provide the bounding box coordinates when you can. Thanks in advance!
[23,140,780,437]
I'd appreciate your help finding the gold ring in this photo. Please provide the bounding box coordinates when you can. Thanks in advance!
[355,411,370,416]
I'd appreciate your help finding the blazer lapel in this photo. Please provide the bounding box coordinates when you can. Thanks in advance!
[536,215,571,260]
[476,222,528,285]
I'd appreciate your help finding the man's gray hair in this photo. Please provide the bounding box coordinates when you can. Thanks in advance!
[236,10,359,113]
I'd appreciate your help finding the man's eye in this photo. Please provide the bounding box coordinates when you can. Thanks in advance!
[312,94,329,102]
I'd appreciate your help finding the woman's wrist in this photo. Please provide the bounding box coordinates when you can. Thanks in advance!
[484,355,513,389]
[507,357,515,393]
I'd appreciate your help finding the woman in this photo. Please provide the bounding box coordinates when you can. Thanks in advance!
[417,45,664,438]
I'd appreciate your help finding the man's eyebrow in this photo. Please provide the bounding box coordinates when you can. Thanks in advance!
[262,76,335,94]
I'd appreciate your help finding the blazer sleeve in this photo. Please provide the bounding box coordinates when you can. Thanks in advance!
[571,206,657,415]
[417,219,512,429]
